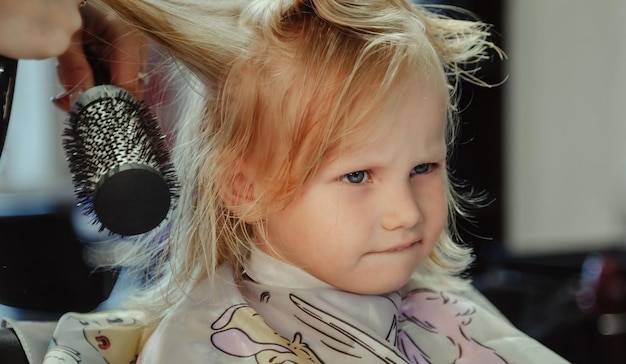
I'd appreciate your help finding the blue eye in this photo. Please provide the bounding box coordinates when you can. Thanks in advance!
[342,170,370,184]
[410,163,433,176]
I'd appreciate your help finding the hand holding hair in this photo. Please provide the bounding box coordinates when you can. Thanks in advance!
[53,1,149,112]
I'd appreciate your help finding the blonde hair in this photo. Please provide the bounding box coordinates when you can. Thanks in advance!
[96,0,502,323]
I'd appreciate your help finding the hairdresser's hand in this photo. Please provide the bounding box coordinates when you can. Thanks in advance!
[0,0,84,59]
[53,3,149,111]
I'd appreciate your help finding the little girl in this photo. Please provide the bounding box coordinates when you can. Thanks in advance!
[44,0,569,362]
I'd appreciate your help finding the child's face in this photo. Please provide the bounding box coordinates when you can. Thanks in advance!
[259,75,448,295]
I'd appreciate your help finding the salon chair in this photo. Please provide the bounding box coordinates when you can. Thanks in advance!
[0,195,117,363]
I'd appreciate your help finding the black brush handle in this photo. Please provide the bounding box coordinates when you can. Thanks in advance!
[0,56,18,158]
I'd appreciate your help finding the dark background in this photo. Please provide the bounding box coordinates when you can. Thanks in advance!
[423,1,626,363]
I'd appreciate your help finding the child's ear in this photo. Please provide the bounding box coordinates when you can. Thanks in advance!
[223,167,263,223]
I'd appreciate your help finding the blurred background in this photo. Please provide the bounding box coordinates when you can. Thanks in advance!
[429,0,626,363]
[1,0,625,363]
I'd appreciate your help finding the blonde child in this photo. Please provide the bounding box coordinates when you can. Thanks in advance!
[44,0,569,362]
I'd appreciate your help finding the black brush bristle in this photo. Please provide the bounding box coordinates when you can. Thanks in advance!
[63,85,178,236]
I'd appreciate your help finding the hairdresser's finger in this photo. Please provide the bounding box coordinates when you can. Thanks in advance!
[108,31,149,100]
[80,3,148,100]
[53,31,95,112]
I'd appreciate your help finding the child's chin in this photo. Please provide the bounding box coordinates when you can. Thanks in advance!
[343,275,413,295]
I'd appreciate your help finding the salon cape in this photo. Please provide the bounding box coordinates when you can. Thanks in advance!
[138,249,568,363]
[35,249,569,364]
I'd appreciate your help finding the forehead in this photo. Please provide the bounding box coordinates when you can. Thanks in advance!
[323,71,448,151]
[334,68,449,134]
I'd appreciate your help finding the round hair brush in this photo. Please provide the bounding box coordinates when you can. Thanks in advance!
[63,85,178,236]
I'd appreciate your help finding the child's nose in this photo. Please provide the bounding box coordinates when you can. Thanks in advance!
[380,183,421,231]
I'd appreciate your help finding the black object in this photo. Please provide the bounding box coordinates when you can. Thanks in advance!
[0,56,17,158]
[0,202,115,313]
[0,328,28,364]
[474,250,626,364]
[63,85,178,236]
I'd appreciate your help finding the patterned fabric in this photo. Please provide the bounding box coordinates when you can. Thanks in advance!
[138,250,570,363]
[37,249,570,363]
[43,310,145,364]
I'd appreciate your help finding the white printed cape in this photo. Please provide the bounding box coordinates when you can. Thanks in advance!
[38,248,570,363]
[138,250,569,363]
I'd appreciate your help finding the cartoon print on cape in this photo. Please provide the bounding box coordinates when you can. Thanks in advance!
[211,303,323,363]
[211,293,410,363]
[397,288,509,364]
[211,288,511,364]
[289,294,409,363]
[44,312,141,364]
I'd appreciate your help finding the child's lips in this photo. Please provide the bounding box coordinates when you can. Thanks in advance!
[377,240,420,253]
